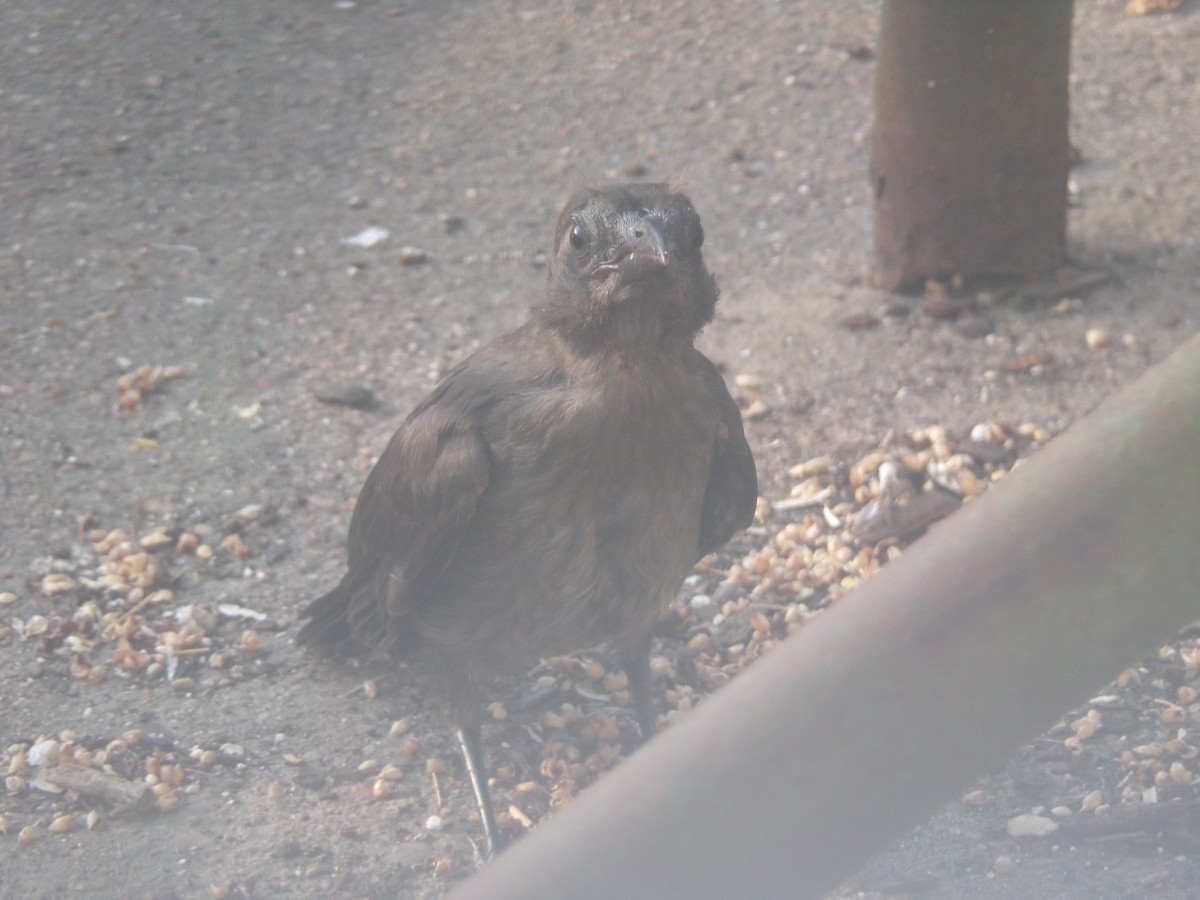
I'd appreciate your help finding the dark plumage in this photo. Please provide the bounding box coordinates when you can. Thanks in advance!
[300,184,757,857]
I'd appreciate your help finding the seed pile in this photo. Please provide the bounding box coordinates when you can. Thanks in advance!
[10,507,276,690]
[2,729,250,846]
[2,504,278,844]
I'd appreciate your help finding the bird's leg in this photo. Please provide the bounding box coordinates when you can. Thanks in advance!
[620,633,657,744]
[441,660,504,861]
[455,720,503,861]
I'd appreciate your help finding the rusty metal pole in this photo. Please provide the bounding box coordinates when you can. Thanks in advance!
[451,331,1200,900]
[870,0,1073,291]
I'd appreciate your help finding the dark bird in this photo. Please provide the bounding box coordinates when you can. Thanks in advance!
[299,183,757,858]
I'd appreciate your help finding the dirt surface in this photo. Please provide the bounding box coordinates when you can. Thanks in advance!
[3,2,1199,898]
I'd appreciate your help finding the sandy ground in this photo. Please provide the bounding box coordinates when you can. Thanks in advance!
[3,1,1199,897]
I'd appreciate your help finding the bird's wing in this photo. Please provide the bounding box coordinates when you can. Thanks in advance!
[352,402,490,567]
[299,372,493,650]
[695,356,758,559]
[352,384,493,603]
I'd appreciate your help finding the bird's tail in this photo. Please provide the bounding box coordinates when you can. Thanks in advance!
[297,577,356,650]
[298,567,403,661]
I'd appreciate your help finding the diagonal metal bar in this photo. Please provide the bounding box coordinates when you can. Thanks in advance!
[451,331,1200,900]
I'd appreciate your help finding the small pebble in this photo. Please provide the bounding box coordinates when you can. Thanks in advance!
[1007,813,1058,837]
[28,738,60,768]
[316,385,377,410]
[398,246,430,266]
[963,789,988,806]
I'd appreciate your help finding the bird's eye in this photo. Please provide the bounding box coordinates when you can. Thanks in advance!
[568,222,587,252]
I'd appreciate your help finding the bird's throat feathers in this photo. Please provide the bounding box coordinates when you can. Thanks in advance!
[539,264,718,356]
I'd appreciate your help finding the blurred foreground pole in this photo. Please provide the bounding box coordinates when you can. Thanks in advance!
[451,331,1200,900]
[871,0,1073,291]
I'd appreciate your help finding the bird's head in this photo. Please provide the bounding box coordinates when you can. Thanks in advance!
[540,184,718,352]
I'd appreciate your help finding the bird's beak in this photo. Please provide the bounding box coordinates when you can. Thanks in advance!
[630,217,669,267]
[594,215,670,277]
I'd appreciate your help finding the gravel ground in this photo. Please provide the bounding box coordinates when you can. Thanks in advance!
[2,2,1199,898]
